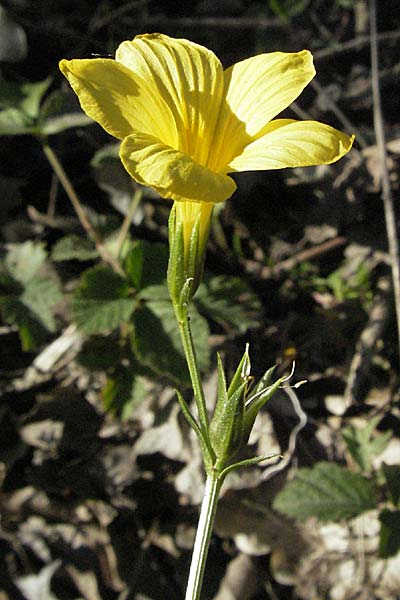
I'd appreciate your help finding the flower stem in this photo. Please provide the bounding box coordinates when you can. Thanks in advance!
[176,304,210,439]
[41,141,124,276]
[185,471,222,600]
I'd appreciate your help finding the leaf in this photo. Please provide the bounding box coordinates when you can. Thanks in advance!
[0,296,48,350]
[72,266,134,334]
[342,416,392,473]
[51,234,98,262]
[5,241,47,284]
[21,278,62,331]
[76,336,125,371]
[0,77,51,118]
[273,462,378,521]
[382,464,400,508]
[103,365,149,420]
[379,509,400,558]
[195,275,261,334]
[91,143,140,217]
[131,296,210,384]
[0,277,62,350]
[0,106,35,135]
[39,89,92,135]
[124,240,168,289]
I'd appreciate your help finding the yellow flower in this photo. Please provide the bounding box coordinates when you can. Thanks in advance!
[60,33,353,201]
[60,34,353,303]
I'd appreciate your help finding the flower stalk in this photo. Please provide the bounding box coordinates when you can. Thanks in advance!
[59,32,355,600]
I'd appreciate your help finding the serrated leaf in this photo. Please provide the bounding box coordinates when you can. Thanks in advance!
[273,462,378,521]
[0,268,61,351]
[5,241,47,284]
[131,297,209,384]
[76,335,125,371]
[72,266,134,334]
[195,275,261,333]
[21,278,62,331]
[124,240,168,289]
[342,416,392,473]
[379,509,400,558]
[382,464,400,507]
[51,235,98,262]
[0,296,48,350]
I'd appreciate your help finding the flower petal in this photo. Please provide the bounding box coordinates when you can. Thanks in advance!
[228,120,354,172]
[120,132,237,203]
[59,58,177,142]
[208,51,315,172]
[116,34,224,166]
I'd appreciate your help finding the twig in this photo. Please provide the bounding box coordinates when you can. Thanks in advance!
[242,236,348,280]
[369,0,400,363]
[314,28,400,61]
[115,188,143,259]
[42,142,124,276]
[310,78,368,148]
[343,276,391,408]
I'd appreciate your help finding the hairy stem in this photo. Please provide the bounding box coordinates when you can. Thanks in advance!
[176,304,211,440]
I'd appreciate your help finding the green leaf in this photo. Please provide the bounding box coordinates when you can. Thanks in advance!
[124,240,168,290]
[21,278,62,332]
[0,78,51,118]
[131,296,209,384]
[0,107,35,136]
[51,235,98,262]
[5,241,47,284]
[273,462,378,521]
[72,266,134,334]
[39,89,92,135]
[76,336,125,371]
[0,277,62,351]
[103,365,149,420]
[342,416,392,473]
[379,509,400,558]
[195,275,261,334]
[0,242,61,350]
[0,296,47,350]
[382,464,400,508]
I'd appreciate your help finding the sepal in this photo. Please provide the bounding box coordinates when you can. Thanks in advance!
[209,345,287,471]
[209,353,247,467]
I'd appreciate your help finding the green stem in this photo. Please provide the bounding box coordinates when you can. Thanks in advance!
[185,471,222,600]
[176,304,210,439]
[41,141,124,276]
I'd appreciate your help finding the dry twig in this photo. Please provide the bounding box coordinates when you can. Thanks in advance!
[369,0,400,362]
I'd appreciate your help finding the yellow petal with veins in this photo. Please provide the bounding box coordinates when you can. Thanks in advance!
[228,120,354,172]
[59,58,177,143]
[120,132,237,203]
[116,34,224,166]
[209,51,315,171]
